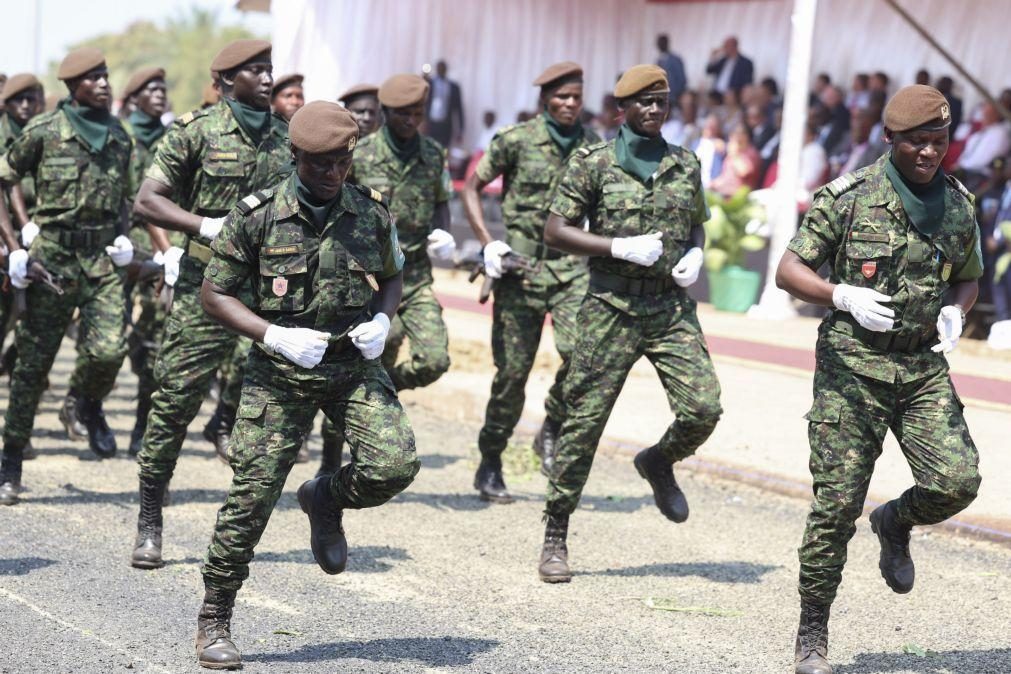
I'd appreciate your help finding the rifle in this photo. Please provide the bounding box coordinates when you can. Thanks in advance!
[125,248,165,285]
[462,252,535,304]
[0,257,64,321]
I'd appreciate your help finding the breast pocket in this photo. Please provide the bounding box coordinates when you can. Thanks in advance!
[197,156,248,212]
[601,189,641,236]
[844,234,892,292]
[38,157,79,210]
[258,250,308,312]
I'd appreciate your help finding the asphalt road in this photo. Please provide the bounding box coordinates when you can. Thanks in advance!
[1,345,1010,674]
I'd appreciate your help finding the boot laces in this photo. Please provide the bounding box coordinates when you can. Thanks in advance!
[801,605,829,654]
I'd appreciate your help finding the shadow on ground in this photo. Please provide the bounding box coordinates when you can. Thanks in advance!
[586,560,780,584]
[0,557,57,576]
[837,649,1011,673]
[244,636,499,666]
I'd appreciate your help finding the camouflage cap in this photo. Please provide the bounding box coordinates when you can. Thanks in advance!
[289,101,359,154]
[533,61,583,88]
[884,84,951,132]
[378,74,429,108]
[2,73,42,102]
[271,73,304,97]
[338,83,379,104]
[123,67,166,99]
[210,39,271,73]
[614,64,669,99]
[57,47,106,81]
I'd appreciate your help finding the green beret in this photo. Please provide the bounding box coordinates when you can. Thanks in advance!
[884,84,952,133]
[272,73,304,97]
[210,39,271,74]
[289,101,359,154]
[378,74,429,108]
[614,64,669,99]
[58,47,106,81]
[123,67,166,99]
[338,83,379,104]
[2,73,43,102]
[533,61,583,88]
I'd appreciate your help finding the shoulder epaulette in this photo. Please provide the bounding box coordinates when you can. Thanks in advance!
[945,174,975,204]
[495,123,521,138]
[351,182,386,205]
[236,189,272,215]
[824,172,865,198]
[577,141,609,158]
[176,108,208,127]
[23,110,59,132]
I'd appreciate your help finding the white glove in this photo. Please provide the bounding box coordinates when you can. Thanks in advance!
[611,232,663,267]
[482,240,512,279]
[262,325,331,369]
[105,235,135,267]
[671,247,704,288]
[426,228,456,261]
[20,221,39,247]
[932,305,964,354]
[162,246,184,287]
[199,217,225,241]
[8,248,30,289]
[832,284,894,333]
[348,312,391,360]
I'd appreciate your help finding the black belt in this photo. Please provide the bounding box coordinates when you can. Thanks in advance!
[402,247,430,264]
[40,226,116,248]
[507,235,564,261]
[832,313,934,353]
[589,270,676,297]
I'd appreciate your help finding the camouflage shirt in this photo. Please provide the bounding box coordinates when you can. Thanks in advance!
[788,154,983,383]
[476,116,598,283]
[123,118,183,249]
[0,114,36,218]
[205,173,404,377]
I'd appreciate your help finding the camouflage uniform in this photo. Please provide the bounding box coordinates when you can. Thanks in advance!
[473,116,597,458]
[789,155,983,605]
[350,130,452,390]
[0,107,133,447]
[201,174,417,592]
[137,102,289,482]
[544,139,723,516]
[0,113,32,348]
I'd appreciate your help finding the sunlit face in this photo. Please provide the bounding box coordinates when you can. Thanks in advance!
[886,126,949,184]
[6,88,43,126]
[543,82,583,127]
[272,83,304,121]
[135,78,168,117]
[293,147,354,201]
[620,90,669,137]
[225,60,273,109]
[70,67,111,108]
[346,95,381,136]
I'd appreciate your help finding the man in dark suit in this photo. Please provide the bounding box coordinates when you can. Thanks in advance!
[705,36,753,96]
[425,59,464,148]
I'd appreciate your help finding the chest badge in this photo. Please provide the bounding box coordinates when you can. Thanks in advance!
[861,261,877,279]
[941,261,952,281]
[272,277,288,296]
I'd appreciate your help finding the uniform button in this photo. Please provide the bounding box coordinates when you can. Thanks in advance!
[279,265,286,272]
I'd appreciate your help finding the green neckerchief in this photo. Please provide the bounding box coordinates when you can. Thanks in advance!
[884,154,946,237]
[5,113,24,139]
[58,97,115,153]
[382,124,420,162]
[615,123,667,183]
[294,173,341,230]
[541,110,582,158]
[127,109,166,148]
[224,97,271,147]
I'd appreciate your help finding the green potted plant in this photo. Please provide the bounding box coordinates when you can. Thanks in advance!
[702,186,768,312]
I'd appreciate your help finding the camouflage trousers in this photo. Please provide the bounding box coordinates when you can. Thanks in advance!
[382,278,450,391]
[798,359,980,605]
[3,269,127,447]
[478,269,587,458]
[127,279,166,402]
[137,260,246,481]
[216,331,250,412]
[202,352,419,592]
[545,293,722,516]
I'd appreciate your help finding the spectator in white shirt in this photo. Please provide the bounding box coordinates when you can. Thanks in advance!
[957,103,1011,175]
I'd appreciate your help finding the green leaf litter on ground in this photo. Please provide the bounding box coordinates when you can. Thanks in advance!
[638,597,743,617]
[902,643,938,658]
[272,629,302,637]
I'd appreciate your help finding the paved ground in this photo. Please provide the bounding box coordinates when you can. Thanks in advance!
[1,341,1011,673]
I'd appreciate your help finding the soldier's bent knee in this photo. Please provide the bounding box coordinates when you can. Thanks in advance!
[941,473,981,510]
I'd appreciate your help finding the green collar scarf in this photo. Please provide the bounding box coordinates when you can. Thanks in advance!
[128,109,166,148]
[294,174,341,230]
[382,124,420,162]
[4,113,24,139]
[884,154,946,237]
[224,97,271,147]
[541,111,582,158]
[615,123,667,183]
[59,97,115,153]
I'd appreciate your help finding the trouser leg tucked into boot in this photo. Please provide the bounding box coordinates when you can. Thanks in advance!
[794,600,832,674]
[131,475,167,569]
[634,445,689,522]
[195,587,241,670]
[474,454,513,504]
[202,402,235,465]
[869,500,915,594]
[538,513,571,583]
[130,392,152,457]
[533,417,561,477]
[0,446,24,506]
[79,397,116,459]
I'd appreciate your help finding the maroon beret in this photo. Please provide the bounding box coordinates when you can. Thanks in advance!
[210,39,271,73]
[289,101,360,154]
[58,47,106,81]
[378,74,429,108]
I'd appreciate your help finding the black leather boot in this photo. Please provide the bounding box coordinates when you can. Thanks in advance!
[538,513,571,583]
[129,391,152,457]
[0,446,24,506]
[195,587,242,670]
[79,397,117,458]
[202,402,235,465]
[315,429,344,479]
[473,455,513,504]
[794,600,832,674]
[131,476,167,569]
[532,417,561,477]
[59,387,87,440]
[297,476,348,575]
[634,446,689,522]
[869,501,915,594]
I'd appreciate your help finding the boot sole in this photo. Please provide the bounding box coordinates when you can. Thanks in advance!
[478,491,515,505]
[539,573,572,583]
[869,510,913,594]
[197,658,242,670]
[131,558,165,570]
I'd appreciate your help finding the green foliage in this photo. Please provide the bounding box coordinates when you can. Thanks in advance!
[43,7,263,117]
[702,186,769,272]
